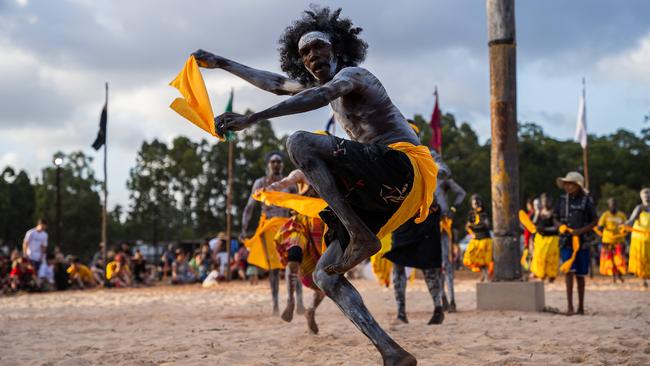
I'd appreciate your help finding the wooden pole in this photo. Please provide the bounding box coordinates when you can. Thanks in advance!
[583,147,589,191]
[102,82,108,283]
[487,0,521,281]
[225,139,234,281]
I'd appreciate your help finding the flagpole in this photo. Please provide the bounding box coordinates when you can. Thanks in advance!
[435,86,442,156]
[102,82,108,284]
[581,77,589,191]
[225,88,234,281]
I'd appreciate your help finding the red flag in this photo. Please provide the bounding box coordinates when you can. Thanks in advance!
[429,89,442,152]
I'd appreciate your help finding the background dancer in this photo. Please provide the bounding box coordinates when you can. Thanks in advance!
[194,6,438,365]
[240,152,304,316]
[388,201,444,325]
[463,194,493,282]
[554,172,597,315]
[597,198,627,282]
[269,170,327,334]
[626,188,650,287]
[530,193,559,282]
[431,151,465,313]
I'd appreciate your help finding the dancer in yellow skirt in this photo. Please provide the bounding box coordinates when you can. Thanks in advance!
[597,198,627,282]
[463,194,492,282]
[240,152,303,316]
[530,193,560,282]
[626,188,650,287]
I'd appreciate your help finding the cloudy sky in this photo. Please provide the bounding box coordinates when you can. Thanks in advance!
[1,0,649,209]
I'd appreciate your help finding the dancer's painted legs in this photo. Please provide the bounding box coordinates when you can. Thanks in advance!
[392,264,408,323]
[314,241,416,366]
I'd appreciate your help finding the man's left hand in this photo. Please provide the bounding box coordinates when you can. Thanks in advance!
[215,112,253,136]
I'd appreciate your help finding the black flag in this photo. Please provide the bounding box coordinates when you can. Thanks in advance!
[92,102,107,150]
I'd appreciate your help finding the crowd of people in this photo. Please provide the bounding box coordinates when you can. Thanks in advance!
[0,217,287,294]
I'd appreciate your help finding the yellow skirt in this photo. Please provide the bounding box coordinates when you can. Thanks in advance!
[628,233,650,279]
[599,242,627,276]
[463,237,492,272]
[530,234,559,279]
[245,216,289,270]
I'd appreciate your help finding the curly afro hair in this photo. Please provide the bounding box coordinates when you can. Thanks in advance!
[279,6,368,85]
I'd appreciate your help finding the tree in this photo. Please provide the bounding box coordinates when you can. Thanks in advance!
[34,151,102,259]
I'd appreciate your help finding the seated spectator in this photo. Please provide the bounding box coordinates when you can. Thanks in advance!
[213,232,229,275]
[37,253,56,291]
[131,249,149,286]
[10,257,37,291]
[67,257,96,289]
[202,263,220,288]
[0,254,10,293]
[160,244,176,280]
[171,249,196,284]
[53,255,70,291]
[106,254,132,288]
[232,245,249,281]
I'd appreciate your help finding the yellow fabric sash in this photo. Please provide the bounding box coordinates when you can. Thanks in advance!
[253,190,327,219]
[440,217,453,239]
[169,56,223,140]
[518,210,537,234]
[376,143,438,240]
[244,215,289,270]
[558,225,581,274]
[370,235,393,287]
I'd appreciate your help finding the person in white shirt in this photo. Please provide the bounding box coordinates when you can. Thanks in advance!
[23,219,48,270]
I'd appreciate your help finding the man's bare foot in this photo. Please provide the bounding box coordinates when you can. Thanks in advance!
[566,306,575,316]
[383,350,417,366]
[576,308,585,315]
[281,300,294,322]
[305,308,319,334]
[428,306,444,325]
[324,237,380,274]
[396,313,409,324]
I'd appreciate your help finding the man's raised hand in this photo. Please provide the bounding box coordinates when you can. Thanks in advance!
[192,49,225,68]
[215,112,253,136]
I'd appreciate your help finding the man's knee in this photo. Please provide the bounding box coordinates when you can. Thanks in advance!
[286,131,324,168]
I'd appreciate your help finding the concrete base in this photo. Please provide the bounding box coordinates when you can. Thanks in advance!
[476,281,545,312]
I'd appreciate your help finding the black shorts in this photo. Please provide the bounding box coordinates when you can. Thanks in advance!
[318,135,414,250]
[387,207,441,269]
[287,246,303,263]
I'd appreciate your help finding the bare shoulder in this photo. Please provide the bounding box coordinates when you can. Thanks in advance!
[333,66,374,81]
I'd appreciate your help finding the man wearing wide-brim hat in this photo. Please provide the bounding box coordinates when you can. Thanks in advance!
[553,171,598,315]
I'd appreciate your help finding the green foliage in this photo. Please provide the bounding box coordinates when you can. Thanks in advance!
[34,151,102,259]
[0,168,35,248]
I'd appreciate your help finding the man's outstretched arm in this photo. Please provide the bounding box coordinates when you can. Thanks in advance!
[193,50,306,96]
[216,76,355,134]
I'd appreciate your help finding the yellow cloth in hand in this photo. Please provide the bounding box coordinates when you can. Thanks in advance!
[244,215,289,270]
[253,190,327,219]
[169,56,222,140]
[376,143,438,240]
[519,210,537,234]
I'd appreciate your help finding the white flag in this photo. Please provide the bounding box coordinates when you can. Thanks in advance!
[575,78,587,149]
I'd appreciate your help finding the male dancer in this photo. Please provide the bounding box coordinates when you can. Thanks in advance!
[193,6,437,365]
[554,172,598,315]
[241,152,304,316]
[431,151,465,312]
[388,201,444,325]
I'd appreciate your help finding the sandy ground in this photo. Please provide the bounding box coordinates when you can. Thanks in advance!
[1,272,650,366]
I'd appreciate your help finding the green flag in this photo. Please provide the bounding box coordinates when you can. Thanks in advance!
[225,89,235,141]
